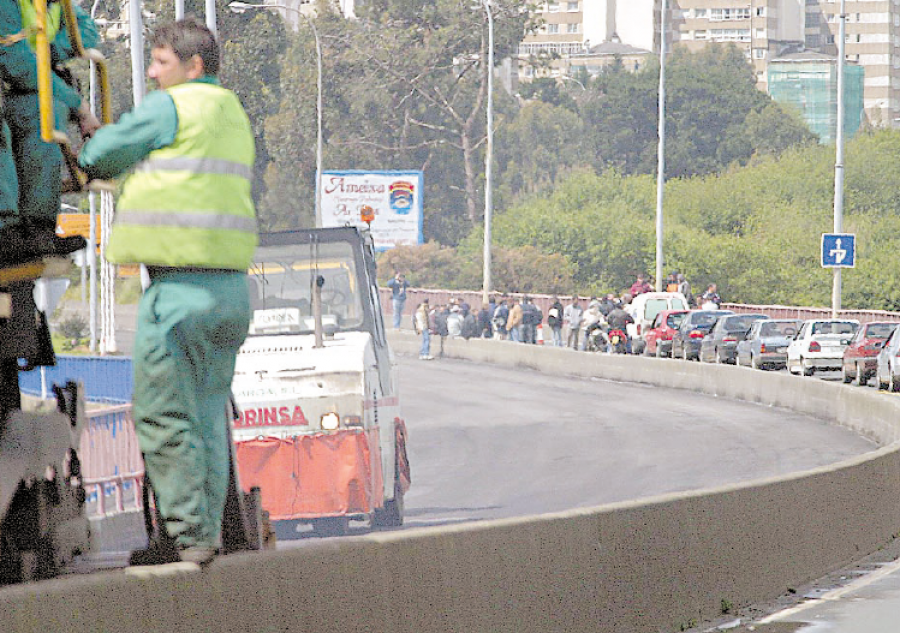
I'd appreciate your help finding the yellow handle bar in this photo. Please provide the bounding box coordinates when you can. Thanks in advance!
[33,0,113,192]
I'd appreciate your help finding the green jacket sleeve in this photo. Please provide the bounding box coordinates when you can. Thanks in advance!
[53,4,99,63]
[78,90,179,181]
[0,0,82,112]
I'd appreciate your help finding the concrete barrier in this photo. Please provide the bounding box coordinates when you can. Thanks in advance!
[3,331,900,633]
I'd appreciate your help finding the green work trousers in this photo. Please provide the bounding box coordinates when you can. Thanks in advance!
[0,119,17,220]
[133,270,250,550]
[4,92,64,228]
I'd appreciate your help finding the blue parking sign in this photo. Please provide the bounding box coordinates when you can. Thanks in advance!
[821,233,855,268]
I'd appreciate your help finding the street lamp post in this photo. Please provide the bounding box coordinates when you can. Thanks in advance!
[482,0,494,308]
[655,0,668,292]
[229,1,323,226]
[833,0,846,318]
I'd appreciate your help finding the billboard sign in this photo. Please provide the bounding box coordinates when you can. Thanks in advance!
[320,170,423,251]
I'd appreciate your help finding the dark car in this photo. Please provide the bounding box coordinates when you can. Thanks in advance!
[671,310,734,362]
[841,321,899,386]
[735,319,803,370]
[699,313,770,364]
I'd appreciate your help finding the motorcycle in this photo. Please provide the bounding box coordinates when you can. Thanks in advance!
[607,327,628,354]
[584,323,608,352]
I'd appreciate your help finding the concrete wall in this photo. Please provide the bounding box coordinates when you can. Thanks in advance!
[3,332,900,633]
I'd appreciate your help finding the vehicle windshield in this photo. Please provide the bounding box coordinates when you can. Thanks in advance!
[689,312,724,327]
[725,315,767,332]
[645,298,688,322]
[865,323,897,339]
[247,241,364,336]
[760,321,799,337]
[812,321,857,335]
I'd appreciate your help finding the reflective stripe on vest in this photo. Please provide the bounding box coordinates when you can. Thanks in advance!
[114,210,257,232]
[108,82,257,269]
[135,157,254,180]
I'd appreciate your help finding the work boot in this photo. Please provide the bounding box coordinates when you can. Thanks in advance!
[0,224,86,266]
[128,536,180,566]
[179,546,217,568]
[23,224,86,257]
[0,224,31,266]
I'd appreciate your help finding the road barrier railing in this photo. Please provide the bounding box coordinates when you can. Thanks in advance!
[5,330,900,633]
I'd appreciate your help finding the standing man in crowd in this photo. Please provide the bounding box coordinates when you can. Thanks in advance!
[492,297,509,340]
[701,283,721,308]
[630,273,652,298]
[387,272,409,329]
[564,297,584,350]
[677,273,693,307]
[521,296,541,344]
[78,19,257,567]
[414,299,432,360]
[506,296,523,343]
[547,296,564,347]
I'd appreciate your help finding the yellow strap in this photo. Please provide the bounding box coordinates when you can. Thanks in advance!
[0,261,47,286]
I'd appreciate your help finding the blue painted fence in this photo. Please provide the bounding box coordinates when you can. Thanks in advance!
[18,355,133,403]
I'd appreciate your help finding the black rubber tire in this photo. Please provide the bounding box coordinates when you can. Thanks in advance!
[857,363,869,387]
[312,516,349,537]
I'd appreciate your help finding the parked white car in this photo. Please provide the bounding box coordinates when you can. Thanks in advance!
[787,319,860,376]
[875,327,900,392]
[626,292,689,355]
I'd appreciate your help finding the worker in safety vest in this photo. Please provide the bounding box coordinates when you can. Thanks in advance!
[78,18,257,567]
[0,0,99,265]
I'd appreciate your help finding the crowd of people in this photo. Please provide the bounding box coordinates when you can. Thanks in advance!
[394,270,725,360]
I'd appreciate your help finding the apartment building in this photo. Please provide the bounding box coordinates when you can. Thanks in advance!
[671,0,805,91]
[518,0,656,81]
[805,1,900,127]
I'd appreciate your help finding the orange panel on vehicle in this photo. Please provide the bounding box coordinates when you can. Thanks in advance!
[235,428,384,521]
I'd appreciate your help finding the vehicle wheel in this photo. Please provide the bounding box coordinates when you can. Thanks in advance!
[842,363,854,384]
[750,354,761,370]
[891,375,900,393]
[878,369,888,390]
[311,516,349,537]
[801,359,814,377]
[373,482,405,528]
[857,363,869,387]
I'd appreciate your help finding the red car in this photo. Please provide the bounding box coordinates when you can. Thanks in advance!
[841,321,899,386]
[643,309,690,358]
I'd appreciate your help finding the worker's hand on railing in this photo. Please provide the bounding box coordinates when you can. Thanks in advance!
[76,102,102,139]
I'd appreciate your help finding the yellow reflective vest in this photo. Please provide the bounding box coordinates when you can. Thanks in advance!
[18,0,61,49]
[108,82,258,270]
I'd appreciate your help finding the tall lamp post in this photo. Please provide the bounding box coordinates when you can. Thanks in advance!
[481,0,494,307]
[229,1,323,226]
[655,0,668,292]
[832,0,846,318]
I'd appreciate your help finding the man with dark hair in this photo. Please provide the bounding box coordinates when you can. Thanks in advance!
[79,19,257,567]
[387,272,409,329]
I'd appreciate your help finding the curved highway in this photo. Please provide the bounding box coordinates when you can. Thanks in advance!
[400,355,874,527]
[280,352,875,541]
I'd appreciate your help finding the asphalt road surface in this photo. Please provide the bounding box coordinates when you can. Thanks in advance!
[397,354,875,530]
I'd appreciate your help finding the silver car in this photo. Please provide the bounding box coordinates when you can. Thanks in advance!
[875,327,900,392]
[736,319,803,370]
